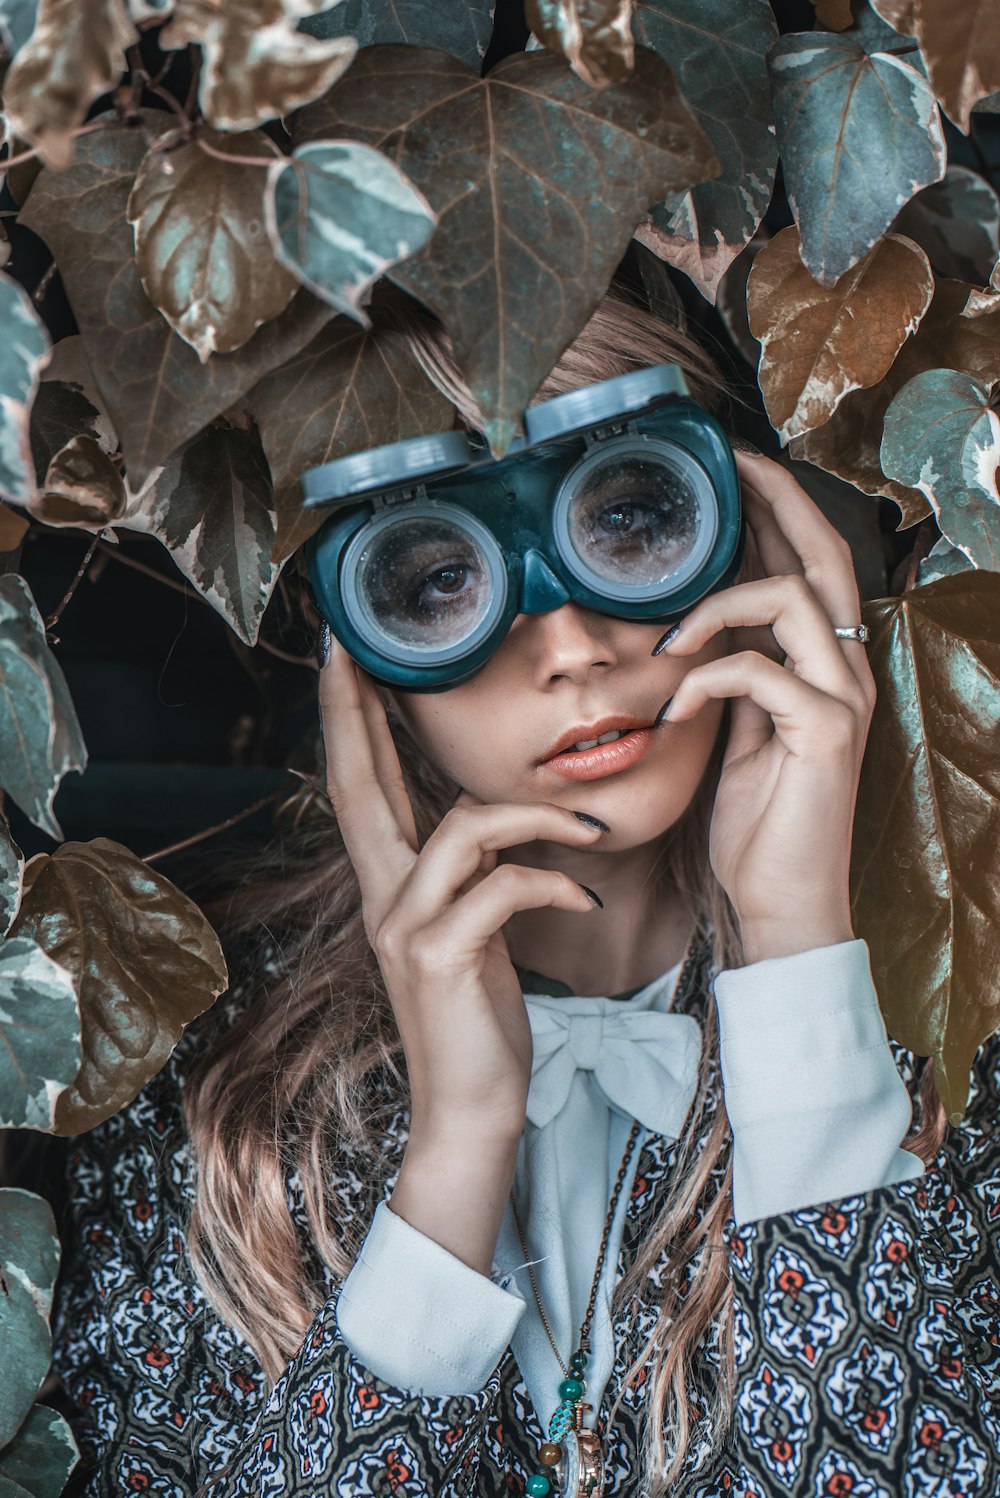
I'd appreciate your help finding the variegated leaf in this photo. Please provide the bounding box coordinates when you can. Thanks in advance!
[0,1404,79,1498]
[0,935,81,1131]
[0,1189,59,1447]
[893,166,1000,285]
[0,805,24,936]
[526,0,634,89]
[265,141,436,320]
[0,272,51,508]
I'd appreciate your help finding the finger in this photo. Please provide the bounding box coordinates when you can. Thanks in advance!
[429,863,600,966]
[733,523,783,665]
[318,633,415,884]
[397,801,606,929]
[723,692,774,768]
[658,574,865,704]
[355,668,419,851]
[662,650,864,759]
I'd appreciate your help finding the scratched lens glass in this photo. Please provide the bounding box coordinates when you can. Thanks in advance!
[359,516,492,650]
[566,454,704,587]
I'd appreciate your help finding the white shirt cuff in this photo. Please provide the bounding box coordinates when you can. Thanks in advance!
[714,938,923,1226]
[335,1201,526,1396]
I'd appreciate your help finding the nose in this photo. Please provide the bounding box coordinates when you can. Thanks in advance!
[513,598,618,685]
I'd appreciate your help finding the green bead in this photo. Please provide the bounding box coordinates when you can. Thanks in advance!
[569,1351,588,1372]
[558,1377,585,1401]
[527,1476,552,1497]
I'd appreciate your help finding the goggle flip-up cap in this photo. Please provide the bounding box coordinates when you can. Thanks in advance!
[301,430,473,510]
[523,363,689,446]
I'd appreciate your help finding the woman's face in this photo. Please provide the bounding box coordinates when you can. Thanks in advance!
[388,601,733,851]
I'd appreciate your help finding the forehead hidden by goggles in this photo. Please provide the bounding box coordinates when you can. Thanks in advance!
[301,364,745,692]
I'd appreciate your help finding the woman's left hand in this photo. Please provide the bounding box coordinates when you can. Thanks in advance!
[655,452,878,965]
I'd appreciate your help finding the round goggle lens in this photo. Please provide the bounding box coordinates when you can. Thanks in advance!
[349,510,503,660]
[557,443,718,597]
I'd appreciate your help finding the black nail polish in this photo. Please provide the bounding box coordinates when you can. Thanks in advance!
[316,621,331,668]
[579,884,604,908]
[652,622,682,656]
[573,812,612,833]
[654,695,674,728]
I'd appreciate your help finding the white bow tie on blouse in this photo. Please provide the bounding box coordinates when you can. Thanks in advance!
[493,960,703,1434]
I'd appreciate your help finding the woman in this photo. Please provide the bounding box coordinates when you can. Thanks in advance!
[53,294,998,1498]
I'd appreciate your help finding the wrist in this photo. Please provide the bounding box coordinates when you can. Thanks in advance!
[738,912,855,966]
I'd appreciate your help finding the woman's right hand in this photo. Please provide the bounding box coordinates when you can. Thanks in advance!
[318,631,604,1269]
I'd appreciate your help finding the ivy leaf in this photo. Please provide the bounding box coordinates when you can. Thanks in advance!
[2,0,137,168]
[0,1,40,58]
[963,257,1000,318]
[790,278,1000,524]
[632,0,778,302]
[916,535,974,586]
[10,837,228,1134]
[0,806,24,937]
[768,30,945,285]
[893,166,1000,284]
[160,0,356,132]
[868,0,916,28]
[246,315,454,562]
[881,368,1000,569]
[118,422,279,645]
[0,935,81,1131]
[30,433,127,531]
[28,337,118,489]
[299,0,495,70]
[0,1189,59,1448]
[747,227,933,444]
[0,574,87,840]
[912,0,1000,131]
[265,142,437,321]
[526,0,634,89]
[0,500,30,549]
[0,272,51,508]
[808,0,853,26]
[852,572,1000,1122]
[295,46,718,455]
[19,116,335,487]
[126,128,300,363]
[0,1405,79,1498]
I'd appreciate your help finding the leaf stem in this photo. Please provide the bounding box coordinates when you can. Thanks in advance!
[902,516,938,592]
[44,529,107,641]
[0,119,113,172]
[142,784,289,864]
[195,135,277,169]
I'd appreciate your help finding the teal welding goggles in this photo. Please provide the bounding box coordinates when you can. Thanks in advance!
[302,364,745,691]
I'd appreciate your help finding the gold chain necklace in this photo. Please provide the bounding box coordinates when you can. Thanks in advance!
[510,1117,643,1498]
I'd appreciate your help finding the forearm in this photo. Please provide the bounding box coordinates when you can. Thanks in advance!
[390,1116,522,1276]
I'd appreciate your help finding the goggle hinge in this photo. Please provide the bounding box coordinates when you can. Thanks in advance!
[371,483,429,510]
[582,419,640,448]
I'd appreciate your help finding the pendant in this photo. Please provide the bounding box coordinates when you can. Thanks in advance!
[556,1405,604,1498]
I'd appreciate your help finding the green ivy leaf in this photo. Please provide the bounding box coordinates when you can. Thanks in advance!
[0,574,87,840]
[246,315,454,562]
[632,0,778,301]
[916,535,975,586]
[768,30,945,285]
[120,422,279,646]
[10,837,228,1134]
[893,166,1000,285]
[0,935,80,1130]
[19,114,335,487]
[0,1189,59,1448]
[126,127,300,363]
[0,807,24,937]
[0,273,51,508]
[853,572,1000,1122]
[300,0,495,71]
[881,368,1000,569]
[295,46,718,455]
[0,1405,78,1498]
[265,142,437,321]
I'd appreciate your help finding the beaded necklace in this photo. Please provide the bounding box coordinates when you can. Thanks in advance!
[510,1117,643,1498]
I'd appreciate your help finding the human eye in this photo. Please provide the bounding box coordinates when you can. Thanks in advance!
[411,558,479,612]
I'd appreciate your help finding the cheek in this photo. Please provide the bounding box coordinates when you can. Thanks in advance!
[391,688,519,797]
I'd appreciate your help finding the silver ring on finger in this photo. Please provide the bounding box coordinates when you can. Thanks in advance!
[833,624,870,643]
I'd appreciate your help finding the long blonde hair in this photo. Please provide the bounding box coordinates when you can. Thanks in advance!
[182,289,945,1493]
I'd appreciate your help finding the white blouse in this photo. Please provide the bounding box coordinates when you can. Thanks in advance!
[335,939,922,1432]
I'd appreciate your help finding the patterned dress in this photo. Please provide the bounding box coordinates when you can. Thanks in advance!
[53,929,1000,1496]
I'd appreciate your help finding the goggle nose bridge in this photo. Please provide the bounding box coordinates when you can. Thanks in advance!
[518,548,572,614]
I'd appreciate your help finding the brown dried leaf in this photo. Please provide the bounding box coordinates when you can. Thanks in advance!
[2,0,137,168]
[0,500,30,549]
[963,257,1000,317]
[295,46,718,455]
[852,572,1000,1122]
[869,0,917,28]
[127,128,299,362]
[161,0,356,132]
[790,277,1000,526]
[911,0,1000,131]
[526,0,634,89]
[246,315,455,563]
[810,0,853,28]
[747,226,934,445]
[11,838,228,1134]
[30,433,126,529]
[19,115,335,487]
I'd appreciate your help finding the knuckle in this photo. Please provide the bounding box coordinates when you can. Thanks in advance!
[822,703,858,751]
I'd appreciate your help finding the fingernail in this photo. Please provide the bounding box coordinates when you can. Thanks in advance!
[579,884,604,908]
[654,695,674,728]
[729,435,763,456]
[316,621,331,668]
[652,622,683,656]
[573,812,611,833]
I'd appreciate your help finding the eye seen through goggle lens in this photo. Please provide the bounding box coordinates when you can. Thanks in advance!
[557,441,718,596]
[345,508,506,662]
